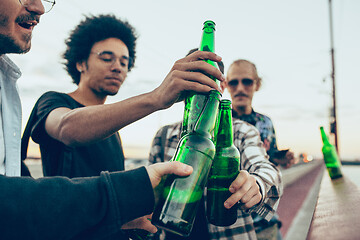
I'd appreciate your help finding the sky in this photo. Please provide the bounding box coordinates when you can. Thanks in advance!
[9,0,360,160]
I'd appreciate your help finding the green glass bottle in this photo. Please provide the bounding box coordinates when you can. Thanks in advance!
[181,20,218,138]
[152,20,221,237]
[207,99,240,226]
[320,126,343,179]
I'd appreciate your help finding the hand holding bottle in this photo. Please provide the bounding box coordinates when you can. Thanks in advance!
[145,161,193,189]
[273,150,297,169]
[151,50,224,110]
[224,170,262,210]
[121,214,156,233]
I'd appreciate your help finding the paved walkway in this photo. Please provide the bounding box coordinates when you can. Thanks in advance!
[278,162,324,239]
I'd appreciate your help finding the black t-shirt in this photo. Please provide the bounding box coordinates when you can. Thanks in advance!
[30,91,125,178]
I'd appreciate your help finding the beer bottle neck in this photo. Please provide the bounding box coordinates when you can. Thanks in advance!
[215,100,233,147]
[199,20,219,86]
[181,20,220,139]
[320,127,330,145]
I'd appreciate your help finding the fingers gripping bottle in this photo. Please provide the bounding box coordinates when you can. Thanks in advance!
[181,20,219,138]
[207,99,240,226]
[152,20,221,237]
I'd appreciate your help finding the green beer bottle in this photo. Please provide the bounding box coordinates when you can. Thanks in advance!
[207,99,240,226]
[181,20,218,138]
[320,126,343,179]
[152,20,221,237]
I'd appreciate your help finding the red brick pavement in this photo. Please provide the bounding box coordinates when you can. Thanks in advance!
[277,163,324,237]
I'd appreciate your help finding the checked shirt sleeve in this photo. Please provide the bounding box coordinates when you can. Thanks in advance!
[148,122,181,164]
[233,119,283,221]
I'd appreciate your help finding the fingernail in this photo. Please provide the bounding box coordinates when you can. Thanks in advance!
[183,165,192,173]
[229,187,235,193]
[224,202,230,209]
[221,74,226,81]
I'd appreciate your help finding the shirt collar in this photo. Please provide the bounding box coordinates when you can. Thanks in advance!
[232,109,260,126]
[0,55,22,81]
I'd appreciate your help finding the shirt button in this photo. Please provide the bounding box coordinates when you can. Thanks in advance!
[13,132,16,137]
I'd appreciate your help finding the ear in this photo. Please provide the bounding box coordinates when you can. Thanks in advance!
[255,79,262,91]
[76,61,86,73]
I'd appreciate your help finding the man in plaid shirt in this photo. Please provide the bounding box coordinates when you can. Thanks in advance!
[149,118,282,240]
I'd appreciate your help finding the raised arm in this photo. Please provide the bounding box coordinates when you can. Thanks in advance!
[45,51,224,146]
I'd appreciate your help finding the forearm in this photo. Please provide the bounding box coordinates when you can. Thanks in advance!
[0,167,154,239]
[234,121,282,219]
[57,92,159,146]
[242,147,282,219]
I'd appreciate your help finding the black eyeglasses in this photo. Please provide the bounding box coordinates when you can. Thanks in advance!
[90,51,132,70]
[19,0,56,13]
[227,78,255,87]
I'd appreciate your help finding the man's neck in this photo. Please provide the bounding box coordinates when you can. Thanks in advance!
[68,89,107,106]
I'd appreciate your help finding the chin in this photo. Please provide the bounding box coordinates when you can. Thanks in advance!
[106,89,120,96]
[233,99,248,109]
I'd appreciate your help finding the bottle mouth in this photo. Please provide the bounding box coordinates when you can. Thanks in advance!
[203,20,216,31]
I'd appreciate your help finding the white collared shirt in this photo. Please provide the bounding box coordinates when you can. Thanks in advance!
[0,55,22,176]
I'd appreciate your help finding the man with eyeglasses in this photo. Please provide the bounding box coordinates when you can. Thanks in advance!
[223,59,297,240]
[0,1,225,239]
[23,14,225,180]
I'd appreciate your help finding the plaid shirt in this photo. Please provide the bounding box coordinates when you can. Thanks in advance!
[233,109,279,164]
[149,120,282,240]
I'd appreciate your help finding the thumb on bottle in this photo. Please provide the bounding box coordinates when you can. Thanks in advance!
[146,162,193,188]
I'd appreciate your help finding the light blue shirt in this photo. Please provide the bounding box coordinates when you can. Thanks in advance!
[0,55,22,176]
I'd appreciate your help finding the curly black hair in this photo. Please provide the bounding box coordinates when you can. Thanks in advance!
[63,14,138,85]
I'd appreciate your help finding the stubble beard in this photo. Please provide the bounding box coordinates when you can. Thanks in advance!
[0,32,31,55]
[0,15,31,55]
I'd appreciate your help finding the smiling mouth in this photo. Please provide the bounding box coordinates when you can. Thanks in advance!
[18,21,37,30]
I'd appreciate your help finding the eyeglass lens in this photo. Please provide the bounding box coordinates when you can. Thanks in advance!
[97,51,131,68]
[19,0,55,13]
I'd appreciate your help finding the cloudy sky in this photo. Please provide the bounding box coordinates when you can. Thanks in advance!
[9,0,360,160]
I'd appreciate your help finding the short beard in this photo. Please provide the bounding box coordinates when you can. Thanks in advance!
[0,34,31,55]
[0,13,33,55]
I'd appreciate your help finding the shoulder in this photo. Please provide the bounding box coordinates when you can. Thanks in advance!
[233,119,260,136]
[38,91,68,101]
[253,111,274,125]
[233,119,258,131]
[37,91,67,105]
[36,91,80,110]
[155,121,181,138]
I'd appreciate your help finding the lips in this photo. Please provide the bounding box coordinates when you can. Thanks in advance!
[16,15,39,31]
[18,20,37,30]
[106,76,123,85]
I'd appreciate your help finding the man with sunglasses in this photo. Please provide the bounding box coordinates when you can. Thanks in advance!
[224,59,296,169]
[0,1,224,238]
[223,59,297,239]
[148,50,282,240]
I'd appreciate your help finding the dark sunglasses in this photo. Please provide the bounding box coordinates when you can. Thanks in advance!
[227,78,255,87]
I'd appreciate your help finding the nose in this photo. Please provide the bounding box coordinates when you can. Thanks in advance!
[110,59,127,73]
[24,0,45,15]
[232,81,246,93]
